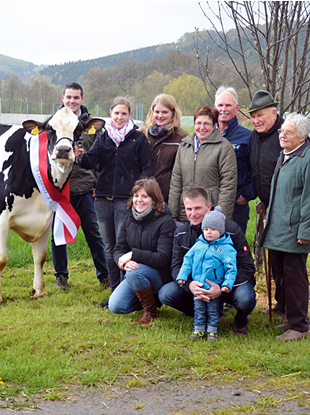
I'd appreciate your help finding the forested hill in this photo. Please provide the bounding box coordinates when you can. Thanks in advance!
[39,43,179,85]
[0,54,38,81]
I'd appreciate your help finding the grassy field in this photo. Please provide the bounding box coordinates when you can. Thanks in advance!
[0,200,310,412]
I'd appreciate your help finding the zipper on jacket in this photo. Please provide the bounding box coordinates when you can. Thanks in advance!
[213,266,217,281]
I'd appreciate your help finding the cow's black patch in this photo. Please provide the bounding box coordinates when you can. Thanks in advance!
[0,127,36,215]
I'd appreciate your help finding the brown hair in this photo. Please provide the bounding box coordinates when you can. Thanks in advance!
[194,105,219,124]
[183,187,210,204]
[63,82,83,97]
[110,97,131,113]
[144,94,182,138]
[127,178,164,212]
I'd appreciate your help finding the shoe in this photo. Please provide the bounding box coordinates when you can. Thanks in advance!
[276,323,290,331]
[223,303,234,312]
[189,331,204,340]
[275,329,309,341]
[207,332,218,342]
[233,325,248,336]
[56,274,68,290]
[96,299,109,309]
[98,275,110,289]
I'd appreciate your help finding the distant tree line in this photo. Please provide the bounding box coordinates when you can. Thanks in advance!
[1,1,309,119]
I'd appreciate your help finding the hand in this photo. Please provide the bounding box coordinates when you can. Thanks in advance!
[118,252,133,270]
[256,201,266,215]
[297,239,310,245]
[74,146,84,157]
[235,195,248,205]
[177,280,185,285]
[221,286,230,294]
[189,279,221,303]
[124,260,139,271]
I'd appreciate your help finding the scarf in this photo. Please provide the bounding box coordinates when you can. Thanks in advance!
[105,118,135,147]
[29,131,81,246]
[131,205,154,222]
[149,124,171,139]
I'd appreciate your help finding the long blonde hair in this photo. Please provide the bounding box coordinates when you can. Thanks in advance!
[144,94,182,138]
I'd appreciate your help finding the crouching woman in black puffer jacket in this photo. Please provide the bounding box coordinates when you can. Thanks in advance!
[108,177,176,325]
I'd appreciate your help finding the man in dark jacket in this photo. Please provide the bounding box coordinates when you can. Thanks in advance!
[158,187,256,336]
[248,90,284,314]
[215,86,254,234]
[51,83,109,290]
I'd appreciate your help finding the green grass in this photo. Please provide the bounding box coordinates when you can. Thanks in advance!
[0,202,310,411]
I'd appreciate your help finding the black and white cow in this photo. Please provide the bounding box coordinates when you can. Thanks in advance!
[0,107,104,302]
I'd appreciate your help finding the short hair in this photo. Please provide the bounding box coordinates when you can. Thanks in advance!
[144,94,182,138]
[194,105,219,124]
[110,97,131,113]
[63,83,83,97]
[183,187,209,204]
[214,86,239,105]
[127,178,164,212]
[284,113,310,139]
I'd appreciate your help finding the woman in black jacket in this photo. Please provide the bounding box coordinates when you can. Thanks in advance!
[75,98,152,302]
[108,178,176,325]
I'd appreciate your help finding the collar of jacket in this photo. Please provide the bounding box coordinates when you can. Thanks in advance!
[281,139,310,159]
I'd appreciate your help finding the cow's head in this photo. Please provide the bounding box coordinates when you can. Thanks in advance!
[23,107,105,189]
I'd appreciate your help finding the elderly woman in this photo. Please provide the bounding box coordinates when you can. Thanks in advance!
[168,105,237,222]
[261,113,310,341]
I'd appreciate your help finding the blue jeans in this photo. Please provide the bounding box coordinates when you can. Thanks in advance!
[51,191,108,280]
[194,297,220,334]
[95,197,128,291]
[233,203,249,235]
[109,264,163,314]
[158,280,256,328]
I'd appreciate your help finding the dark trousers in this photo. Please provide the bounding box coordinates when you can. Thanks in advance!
[271,250,309,332]
[270,249,286,313]
[51,191,108,280]
[233,203,249,235]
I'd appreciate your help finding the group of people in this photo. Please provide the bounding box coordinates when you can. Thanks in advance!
[54,82,310,343]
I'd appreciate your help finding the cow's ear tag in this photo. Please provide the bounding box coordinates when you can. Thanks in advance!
[31,126,40,135]
[88,125,96,134]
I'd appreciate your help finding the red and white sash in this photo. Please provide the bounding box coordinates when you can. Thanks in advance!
[30,131,81,246]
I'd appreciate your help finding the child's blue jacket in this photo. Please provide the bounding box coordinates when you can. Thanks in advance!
[176,233,237,290]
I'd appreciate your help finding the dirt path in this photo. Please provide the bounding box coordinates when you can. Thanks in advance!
[0,379,309,414]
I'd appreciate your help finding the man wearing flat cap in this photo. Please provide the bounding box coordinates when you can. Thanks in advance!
[248,90,284,314]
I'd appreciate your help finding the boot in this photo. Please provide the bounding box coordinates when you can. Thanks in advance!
[132,285,158,325]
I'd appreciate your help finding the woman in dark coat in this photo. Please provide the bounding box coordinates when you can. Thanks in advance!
[108,178,176,325]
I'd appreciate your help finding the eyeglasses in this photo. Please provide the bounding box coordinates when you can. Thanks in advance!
[277,129,295,137]
[195,122,214,127]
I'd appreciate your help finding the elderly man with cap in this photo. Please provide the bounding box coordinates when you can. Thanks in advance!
[248,90,284,315]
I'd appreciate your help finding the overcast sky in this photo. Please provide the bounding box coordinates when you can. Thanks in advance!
[0,1,232,66]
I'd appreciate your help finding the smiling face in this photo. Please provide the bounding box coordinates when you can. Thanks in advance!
[184,196,212,226]
[133,187,154,213]
[153,103,173,127]
[110,104,131,130]
[62,88,84,116]
[194,115,215,143]
[250,107,278,133]
[279,121,305,153]
[215,91,239,127]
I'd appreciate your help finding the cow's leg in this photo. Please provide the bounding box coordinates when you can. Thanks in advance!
[31,227,49,298]
[0,224,9,303]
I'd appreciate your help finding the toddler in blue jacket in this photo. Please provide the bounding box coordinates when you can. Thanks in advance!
[177,206,237,341]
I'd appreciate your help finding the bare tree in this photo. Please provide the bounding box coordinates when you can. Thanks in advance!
[195,1,310,115]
